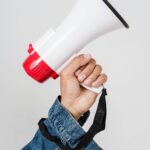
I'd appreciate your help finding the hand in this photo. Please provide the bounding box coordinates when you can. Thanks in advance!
[60,54,107,120]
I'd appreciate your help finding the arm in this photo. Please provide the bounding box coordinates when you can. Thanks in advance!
[22,54,107,150]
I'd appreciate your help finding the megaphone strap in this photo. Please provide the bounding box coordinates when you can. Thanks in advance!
[38,88,107,150]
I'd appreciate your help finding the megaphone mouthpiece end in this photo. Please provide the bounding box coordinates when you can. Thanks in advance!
[23,44,59,83]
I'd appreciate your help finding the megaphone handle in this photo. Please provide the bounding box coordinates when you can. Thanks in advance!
[80,83,103,94]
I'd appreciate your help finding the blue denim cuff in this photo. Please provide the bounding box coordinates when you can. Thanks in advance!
[47,95,89,148]
[45,95,103,149]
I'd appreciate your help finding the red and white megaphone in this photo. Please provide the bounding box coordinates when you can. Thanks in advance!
[23,0,129,94]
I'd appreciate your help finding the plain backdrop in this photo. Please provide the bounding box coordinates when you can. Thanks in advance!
[0,0,150,150]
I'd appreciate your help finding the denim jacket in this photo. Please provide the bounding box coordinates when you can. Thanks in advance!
[22,95,102,150]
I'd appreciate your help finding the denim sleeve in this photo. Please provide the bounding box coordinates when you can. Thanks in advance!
[22,95,103,150]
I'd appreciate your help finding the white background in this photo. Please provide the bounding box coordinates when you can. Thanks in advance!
[0,0,150,150]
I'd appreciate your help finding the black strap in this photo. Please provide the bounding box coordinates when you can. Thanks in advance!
[38,88,107,150]
[78,110,90,126]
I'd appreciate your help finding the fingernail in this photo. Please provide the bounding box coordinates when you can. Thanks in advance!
[79,74,86,81]
[84,54,91,59]
[84,78,92,85]
[92,82,99,87]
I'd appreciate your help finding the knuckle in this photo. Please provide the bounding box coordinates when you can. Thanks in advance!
[84,67,92,74]
[73,55,84,63]
[92,70,99,78]
[94,65,101,74]
[91,58,96,64]
[97,64,102,71]
[102,73,108,81]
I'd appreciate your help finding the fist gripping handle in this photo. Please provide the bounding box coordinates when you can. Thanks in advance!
[23,44,103,94]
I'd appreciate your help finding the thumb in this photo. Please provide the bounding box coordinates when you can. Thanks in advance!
[63,54,92,76]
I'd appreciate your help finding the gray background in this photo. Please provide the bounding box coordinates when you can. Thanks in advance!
[0,0,150,149]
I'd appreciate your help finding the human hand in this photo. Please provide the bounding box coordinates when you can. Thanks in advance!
[60,54,107,120]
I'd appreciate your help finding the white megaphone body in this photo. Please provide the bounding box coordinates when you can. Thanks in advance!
[23,0,129,94]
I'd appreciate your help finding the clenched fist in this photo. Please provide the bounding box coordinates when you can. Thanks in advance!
[60,54,107,120]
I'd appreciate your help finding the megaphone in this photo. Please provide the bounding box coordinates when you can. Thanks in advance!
[23,0,129,94]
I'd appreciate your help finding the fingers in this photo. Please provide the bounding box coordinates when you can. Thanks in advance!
[83,64,102,86]
[76,63,107,87]
[77,59,96,82]
[92,73,107,88]
[75,65,86,76]
[61,54,92,77]
[60,53,108,88]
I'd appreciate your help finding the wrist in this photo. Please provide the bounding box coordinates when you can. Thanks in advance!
[61,100,83,121]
